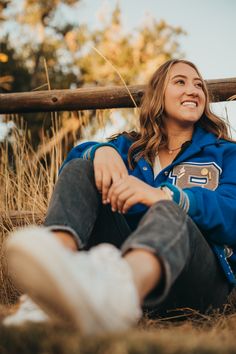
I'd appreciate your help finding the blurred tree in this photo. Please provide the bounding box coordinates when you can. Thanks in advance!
[0,40,31,92]
[1,0,84,90]
[77,5,185,86]
[0,1,15,92]
[0,0,10,20]
[0,1,185,149]
[0,0,85,147]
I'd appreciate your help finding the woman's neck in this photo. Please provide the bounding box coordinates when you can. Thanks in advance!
[165,123,194,150]
[157,123,194,169]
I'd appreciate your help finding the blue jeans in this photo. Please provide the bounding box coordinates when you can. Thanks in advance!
[44,159,230,316]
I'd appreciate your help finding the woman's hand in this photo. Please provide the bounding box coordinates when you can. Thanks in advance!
[93,146,128,203]
[107,175,170,213]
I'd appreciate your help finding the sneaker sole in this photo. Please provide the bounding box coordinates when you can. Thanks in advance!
[7,228,106,334]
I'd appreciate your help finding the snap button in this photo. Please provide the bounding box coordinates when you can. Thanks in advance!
[201,168,208,176]
[164,171,168,176]
[143,166,148,171]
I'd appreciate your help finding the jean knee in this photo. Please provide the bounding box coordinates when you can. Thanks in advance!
[150,200,187,222]
[63,158,93,171]
[61,158,94,177]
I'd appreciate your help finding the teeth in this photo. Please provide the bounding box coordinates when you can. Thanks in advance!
[182,101,197,107]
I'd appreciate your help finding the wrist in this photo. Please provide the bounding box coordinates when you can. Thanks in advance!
[160,186,174,200]
[145,186,172,206]
[159,182,190,213]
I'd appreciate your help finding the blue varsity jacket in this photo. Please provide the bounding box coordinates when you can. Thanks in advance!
[61,125,236,286]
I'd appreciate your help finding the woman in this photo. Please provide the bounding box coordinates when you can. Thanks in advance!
[5,59,236,334]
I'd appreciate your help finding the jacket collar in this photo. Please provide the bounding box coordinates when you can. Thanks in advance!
[192,124,218,147]
[171,125,219,167]
[132,124,220,178]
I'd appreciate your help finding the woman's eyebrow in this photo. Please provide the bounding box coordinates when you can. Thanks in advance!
[171,74,203,82]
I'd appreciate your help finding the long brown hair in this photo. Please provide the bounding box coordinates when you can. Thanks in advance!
[111,59,231,169]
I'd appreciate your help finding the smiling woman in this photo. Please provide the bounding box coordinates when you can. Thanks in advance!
[164,63,206,126]
[4,59,236,335]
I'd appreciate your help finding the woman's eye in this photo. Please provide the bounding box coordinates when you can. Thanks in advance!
[195,82,203,88]
[176,80,185,85]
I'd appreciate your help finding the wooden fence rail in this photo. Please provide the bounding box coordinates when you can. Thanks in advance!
[0,77,236,114]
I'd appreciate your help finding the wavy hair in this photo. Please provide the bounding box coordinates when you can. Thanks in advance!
[110,59,232,169]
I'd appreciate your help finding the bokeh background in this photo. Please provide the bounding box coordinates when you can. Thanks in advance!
[1,0,236,144]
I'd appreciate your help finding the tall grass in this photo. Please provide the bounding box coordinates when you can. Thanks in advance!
[0,115,74,304]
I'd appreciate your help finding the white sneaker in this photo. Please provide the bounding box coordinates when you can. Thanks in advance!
[6,226,142,334]
[3,294,49,326]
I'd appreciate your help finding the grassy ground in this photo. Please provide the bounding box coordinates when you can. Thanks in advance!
[1,309,236,354]
[1,126,236,353]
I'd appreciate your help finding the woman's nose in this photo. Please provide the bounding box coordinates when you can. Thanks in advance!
[185,84,198,96]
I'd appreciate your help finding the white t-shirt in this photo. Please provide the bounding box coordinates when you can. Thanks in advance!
[153,154,162,178]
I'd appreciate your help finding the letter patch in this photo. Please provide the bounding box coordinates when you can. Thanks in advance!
[169,162,221,190]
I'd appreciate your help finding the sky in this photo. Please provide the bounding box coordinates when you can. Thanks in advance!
[75,0,236,80]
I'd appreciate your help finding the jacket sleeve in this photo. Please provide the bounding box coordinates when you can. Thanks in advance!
[183,145,236,246]
[59,136,131,173]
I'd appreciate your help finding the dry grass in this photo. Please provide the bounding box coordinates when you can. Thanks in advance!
[1,314,236,354]
[1,117,236,353]
[0,118,65,304]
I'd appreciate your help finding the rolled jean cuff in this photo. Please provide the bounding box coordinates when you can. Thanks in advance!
[121,243,172,308]
[45,225,84,250]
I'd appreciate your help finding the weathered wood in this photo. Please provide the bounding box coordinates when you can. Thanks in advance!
[0,85,144,114]
[0,78,236,114]
[206,78,236,102]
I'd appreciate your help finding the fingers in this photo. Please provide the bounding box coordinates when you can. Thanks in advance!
[108,179,136,213]
[95,167,127,204]
[93,146,128,202]
[108,175,147,213]
[94,167,112,202]
[121,195,138,213]
[101,173,112,203]
[109,183,127,212]
[111,189,137,213]
[103,171,127,203]
[94,168,103,193]
[107,178,123,208]
[116,190,133,213]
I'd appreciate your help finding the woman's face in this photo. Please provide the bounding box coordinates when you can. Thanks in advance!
[163,62,206,127]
